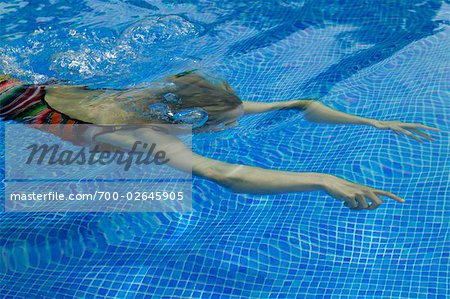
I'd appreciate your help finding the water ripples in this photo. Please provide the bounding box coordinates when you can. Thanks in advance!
[1,13,203,86]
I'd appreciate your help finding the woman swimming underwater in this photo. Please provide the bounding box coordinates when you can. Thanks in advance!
[0,71,439,211]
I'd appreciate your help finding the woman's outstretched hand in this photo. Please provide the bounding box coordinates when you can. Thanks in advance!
[370,120,440,143]
[321,175,405,211]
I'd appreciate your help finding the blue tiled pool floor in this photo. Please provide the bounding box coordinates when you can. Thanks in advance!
[1,0,449,298]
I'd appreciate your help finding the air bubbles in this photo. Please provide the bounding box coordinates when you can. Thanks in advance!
[143,103,209,129]
[162,92,180,102]
[148,103,172,121]
[120,15,201,48]
[52,49,98,78]
[172,108,209,129]
[3,13,203,86]
[46,15,201,85]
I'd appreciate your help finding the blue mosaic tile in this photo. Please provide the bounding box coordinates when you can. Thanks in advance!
[0,0,449,298]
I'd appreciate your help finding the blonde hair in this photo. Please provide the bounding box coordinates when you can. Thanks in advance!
[156,71,243,125]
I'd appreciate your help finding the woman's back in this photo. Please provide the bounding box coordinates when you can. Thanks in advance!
[44,85,155,125]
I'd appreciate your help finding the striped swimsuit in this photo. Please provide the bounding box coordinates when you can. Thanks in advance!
[0,77,120,149]
[0,78,94,145]
[0,79,86,125]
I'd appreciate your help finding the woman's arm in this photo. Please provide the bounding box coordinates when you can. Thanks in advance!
[93,126,404,211]
[298,100,376,125]
[244,99,378,125]
[242,99,439,142]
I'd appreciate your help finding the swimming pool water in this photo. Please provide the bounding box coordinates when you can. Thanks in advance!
[1,0,449,298]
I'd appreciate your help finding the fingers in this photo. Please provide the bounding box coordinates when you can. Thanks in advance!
[372,189,405,202]
[397,128,424,143]
[386,122,440,142]
[344,197,358,209]
[396,126,439,142]
[349,192,382,211]
[332,180,405,211]
[408,128,436,141]
[366,191,383,210]
[354,194,369,209]
[405,123,440,132]
[344,187,404,211]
